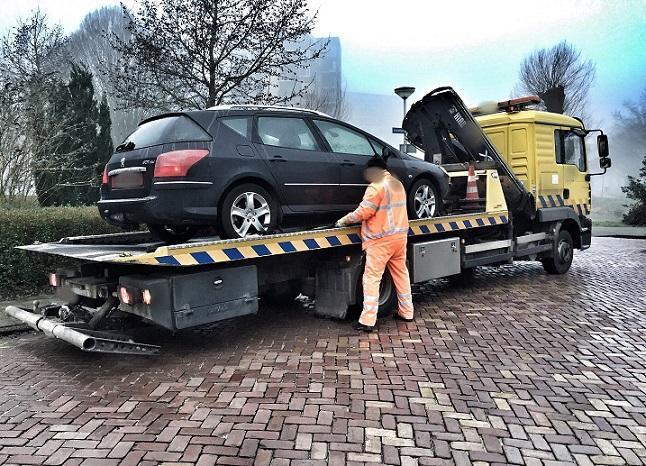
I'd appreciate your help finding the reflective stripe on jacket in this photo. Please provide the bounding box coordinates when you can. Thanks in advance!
[340,172,409,249]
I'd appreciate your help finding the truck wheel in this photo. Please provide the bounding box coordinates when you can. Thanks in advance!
[448,266,477,286]
[221,184,277,239]
[148,224,197,244]
[356,269,398,318]
[408,179,441,219]
[262,280,300,305]
[541,230,574,274]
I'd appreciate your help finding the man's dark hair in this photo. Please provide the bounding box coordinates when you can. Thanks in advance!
[365,157,387,170]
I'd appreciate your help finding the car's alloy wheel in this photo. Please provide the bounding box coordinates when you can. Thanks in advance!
[409,179,439,219]
[221,183,277,239]
[230,192,271,237]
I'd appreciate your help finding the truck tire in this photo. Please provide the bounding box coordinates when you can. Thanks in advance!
[356,269,398,318]
[448,266,477,286]
[262,280,300,305]
[541,230,574,274]
[221,183,278,239]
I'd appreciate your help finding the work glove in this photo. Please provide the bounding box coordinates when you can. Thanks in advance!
[335,218,346,228]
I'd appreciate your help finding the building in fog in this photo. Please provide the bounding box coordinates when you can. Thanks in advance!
[275,37,342,114]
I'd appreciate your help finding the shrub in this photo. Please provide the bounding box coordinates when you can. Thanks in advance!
[622,155,646,226]
[0,206,119,299]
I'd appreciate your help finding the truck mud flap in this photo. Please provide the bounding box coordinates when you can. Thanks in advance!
[3,306,160,355]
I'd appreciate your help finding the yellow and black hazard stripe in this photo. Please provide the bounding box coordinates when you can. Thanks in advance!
[114,211,509,266]
[537,195,590,217]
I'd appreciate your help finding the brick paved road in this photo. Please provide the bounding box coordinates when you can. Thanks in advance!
[1,237,645,466]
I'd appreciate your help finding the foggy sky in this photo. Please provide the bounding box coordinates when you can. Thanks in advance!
[1,0,645,126]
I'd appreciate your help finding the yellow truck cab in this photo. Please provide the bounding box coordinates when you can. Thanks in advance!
[404,88,611,274]
[476,108,591,217]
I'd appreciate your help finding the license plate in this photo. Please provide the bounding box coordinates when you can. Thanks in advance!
[111,172,144,189]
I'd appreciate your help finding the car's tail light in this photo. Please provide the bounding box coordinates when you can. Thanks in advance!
[154,149,209,178]
[102,165,108,184]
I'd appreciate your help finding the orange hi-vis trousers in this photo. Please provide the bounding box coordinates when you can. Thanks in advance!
[359,234,414,327]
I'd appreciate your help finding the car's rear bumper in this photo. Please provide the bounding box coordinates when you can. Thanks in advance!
[98,183,218,228]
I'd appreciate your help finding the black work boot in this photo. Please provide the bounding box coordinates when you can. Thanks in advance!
[393,313,414,322]
[354,321,374,332]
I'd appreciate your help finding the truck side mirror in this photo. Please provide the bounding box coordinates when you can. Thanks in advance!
[597,134,609,159]
[600,157,611,169]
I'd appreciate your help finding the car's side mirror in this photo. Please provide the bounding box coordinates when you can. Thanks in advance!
[597,134,609,159]
[600,157,611,169]
[382,147,393,160]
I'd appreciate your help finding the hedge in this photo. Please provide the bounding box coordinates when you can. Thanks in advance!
[0,206,121,299]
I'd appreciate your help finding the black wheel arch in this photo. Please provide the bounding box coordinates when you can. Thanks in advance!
[552,218,582,250]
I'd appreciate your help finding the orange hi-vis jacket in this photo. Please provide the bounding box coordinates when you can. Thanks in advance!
[340,172,409,249]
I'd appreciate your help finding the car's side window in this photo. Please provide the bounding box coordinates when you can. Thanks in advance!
[257,117,320,151]
[313,120,376,156]
[220,117,250,139]
[369,138,386,156]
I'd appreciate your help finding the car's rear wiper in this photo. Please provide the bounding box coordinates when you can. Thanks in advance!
[115,141,135,152]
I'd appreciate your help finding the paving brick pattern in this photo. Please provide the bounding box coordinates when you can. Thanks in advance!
[1,237,645,465]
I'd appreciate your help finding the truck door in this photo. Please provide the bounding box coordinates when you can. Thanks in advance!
[555,129,588,209]
[254,116,339,213]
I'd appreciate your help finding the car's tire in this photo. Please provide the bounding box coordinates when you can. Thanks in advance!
[355,268,398,319]
[220,183,277,239]
[541,229,574,274]
[148,224,197,244]
[408,178,441,219]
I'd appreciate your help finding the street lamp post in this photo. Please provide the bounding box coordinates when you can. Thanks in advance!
[394,86,415,150]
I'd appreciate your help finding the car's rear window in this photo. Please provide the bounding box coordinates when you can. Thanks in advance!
[118,115,211,151]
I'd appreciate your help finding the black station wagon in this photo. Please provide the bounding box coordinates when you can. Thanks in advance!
[98,106,449,242]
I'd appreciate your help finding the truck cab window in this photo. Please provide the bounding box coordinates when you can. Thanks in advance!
[555,130,586,172]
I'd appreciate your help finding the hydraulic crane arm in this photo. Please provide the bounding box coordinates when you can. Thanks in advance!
[402,86,535,218]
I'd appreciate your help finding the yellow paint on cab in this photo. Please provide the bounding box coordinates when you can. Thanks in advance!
[476,110,591,211]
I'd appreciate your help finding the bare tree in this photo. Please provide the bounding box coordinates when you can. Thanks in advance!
[610,88,646,190]
[107,0,327,112]
[516,41,596,117]
[0,9,67,203]
[298,82,350,119]
[0,85,32,202]
[66,6,144,142]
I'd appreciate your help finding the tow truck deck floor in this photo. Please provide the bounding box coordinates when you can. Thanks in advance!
[18,210,509,265]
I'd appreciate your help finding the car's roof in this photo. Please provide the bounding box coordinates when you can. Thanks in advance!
[207,104,332,118]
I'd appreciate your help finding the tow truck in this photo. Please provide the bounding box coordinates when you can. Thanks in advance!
[4,87,611,354]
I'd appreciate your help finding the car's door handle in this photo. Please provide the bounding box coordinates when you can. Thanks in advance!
[340,160,356,166]
[270,156,287,163]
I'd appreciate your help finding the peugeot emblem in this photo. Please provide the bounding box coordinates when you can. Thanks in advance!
[120,157,126,168]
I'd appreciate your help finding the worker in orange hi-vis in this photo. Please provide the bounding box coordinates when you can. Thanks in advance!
[335,157,414,332]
